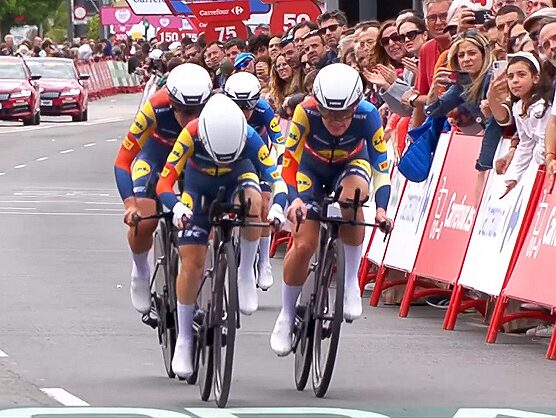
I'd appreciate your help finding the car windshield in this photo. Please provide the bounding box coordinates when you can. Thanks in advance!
[0,61,26,79]
[28,61,75,80]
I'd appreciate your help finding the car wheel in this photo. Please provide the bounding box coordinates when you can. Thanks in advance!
[32,111,40,125]
[81,108,88,122]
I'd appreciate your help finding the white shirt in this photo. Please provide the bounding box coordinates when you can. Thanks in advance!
[506,98,549,183]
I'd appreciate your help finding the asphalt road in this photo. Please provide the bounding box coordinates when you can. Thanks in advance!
[0,94,555,417]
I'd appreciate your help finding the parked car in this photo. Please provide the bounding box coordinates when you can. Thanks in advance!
[26,58,90,122]
[0,56,41,126]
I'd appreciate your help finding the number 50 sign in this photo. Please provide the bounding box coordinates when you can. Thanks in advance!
[268,0,322,35]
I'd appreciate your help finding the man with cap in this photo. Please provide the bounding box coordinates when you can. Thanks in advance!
[524,7,556,51]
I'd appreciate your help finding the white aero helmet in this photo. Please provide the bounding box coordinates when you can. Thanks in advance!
[166,63,213,109]
[223,72,261,110]
[199,94,248,164]
[313,63,363,111]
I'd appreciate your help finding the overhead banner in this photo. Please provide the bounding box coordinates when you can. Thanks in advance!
[458,140,539,296]
[165,0,270,15]
[413,134,485,283]
[125,0,172,16]
[381,131,452,273]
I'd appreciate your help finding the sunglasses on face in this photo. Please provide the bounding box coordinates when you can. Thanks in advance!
[317,24,340,36]
[235,99,258,110]
[380,33,403,46]
[317,105,356,121]
[399,30,424,42]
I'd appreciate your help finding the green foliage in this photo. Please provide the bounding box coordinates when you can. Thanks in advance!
[86,14,100,40]
[0,0,64,31]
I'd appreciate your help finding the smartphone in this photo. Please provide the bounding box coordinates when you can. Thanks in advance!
[492,60,508,77]
[457,70,472,86]
[472,10,491,25]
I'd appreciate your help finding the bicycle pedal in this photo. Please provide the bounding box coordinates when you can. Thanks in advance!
[345,319,353,324]
[221,331,227,347]
[141,313,158,329]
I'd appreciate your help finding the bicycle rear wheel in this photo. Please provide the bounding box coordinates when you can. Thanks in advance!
[212,241,238,408]
[153,222,176,379]
[198,244,216,400]
[312,237,345,398]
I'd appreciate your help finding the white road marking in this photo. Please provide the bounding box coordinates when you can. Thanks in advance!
[0,207,36,210]
[83,143,96,147]
[13,164,26,169]
[39,388,89,406]
[0,349,7,357]
[35,156,48,162]
[105,138,118,142]
[0,173,5,176]
[0,117,126,135]
[84,201,121,205]
[59,149,74,154]
[84,208,121,211]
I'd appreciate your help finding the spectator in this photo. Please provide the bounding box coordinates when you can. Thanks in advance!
[280,34,301,69]
[4,35,15,55]
[269,54,301,114]
[369,20,406,70]
[495,5,526,53]
[293,21,319,52]
[353,20,381,70]
[234,52,256,73]
[183,42,201,63]
[33,36,42,50]
[16,44,30,57]
[484,18,506,60]
[396,8,425,24]
[268,35,282,62]
[493,0,528,13]
[0,43,9,56]
[528,0,554,13]
[255,23,271,36]
[302,30,332,69]
[248,34,271,59]
[341,46,359,71]
[317,9,348,54]
[302,69,318,95]
[203,41,225,73]
[504,52,552,195]
[255,55,271,95]
[300,52,315,74]
[508,21,534,53]
[169,41,181,57]
[426,30,502,170]
[224,37,247,63]
[338,31,356,58]
[524,8,556,51]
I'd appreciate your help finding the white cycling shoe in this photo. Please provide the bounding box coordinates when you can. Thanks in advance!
[130,275,152,314]
[172,339,194,379]
[257,264,274,291]
[238,276,258,315]
[343,284,363,321]
[270,316,293,356]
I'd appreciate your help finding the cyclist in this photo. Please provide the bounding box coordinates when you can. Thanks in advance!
[223,71,285,291]
[156,93,287,378]
[270,63,392,356]
[114,63,213,315]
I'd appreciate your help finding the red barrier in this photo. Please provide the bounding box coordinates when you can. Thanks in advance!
[399,133,487,317]
[486,168,556,355]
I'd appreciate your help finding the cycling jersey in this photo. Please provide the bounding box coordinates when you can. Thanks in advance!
[156,120,288,245]
[114,89,181,200]
[281,96,391,215]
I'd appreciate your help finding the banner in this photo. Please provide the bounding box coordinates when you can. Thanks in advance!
[125,0,172,16]
[269,0,322,35]
[381,131,451,272]
[165,0,270,15]
[504,175,556,307]
[458,140,539,296]
[187,0,250,23]
[101,7,197,31]
[413,134,485,283]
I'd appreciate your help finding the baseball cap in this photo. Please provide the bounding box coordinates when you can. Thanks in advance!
[524,7,556,32]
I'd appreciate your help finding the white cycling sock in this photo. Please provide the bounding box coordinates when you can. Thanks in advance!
[238,237,259,282]
[279,282,302,323]
[343,243,363,291]
[258,236,271,268]
[176,302,195,343]
[131,251,149,278]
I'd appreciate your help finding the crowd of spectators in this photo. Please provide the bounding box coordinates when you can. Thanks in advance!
[4,0,556,335]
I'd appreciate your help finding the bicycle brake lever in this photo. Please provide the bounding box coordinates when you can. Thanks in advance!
[295,208,304,233]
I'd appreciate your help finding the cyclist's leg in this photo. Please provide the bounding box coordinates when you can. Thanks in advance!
[232,169,263,315]
[335,158,372,321]
[172,177,212,378]
[128,154,164,314]
[257,186,273,290]
[271,168,321,356]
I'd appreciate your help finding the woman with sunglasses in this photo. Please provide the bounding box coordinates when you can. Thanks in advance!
[426,30,503,172]
[269,54,302,116]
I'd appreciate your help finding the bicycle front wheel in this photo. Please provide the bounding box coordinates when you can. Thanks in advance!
[212,241,238,408]
[312,237,345,398]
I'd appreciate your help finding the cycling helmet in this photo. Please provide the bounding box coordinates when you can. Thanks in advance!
[234,52,256,71]
[198,94,248,164]
[223,72,261,110]
[313,63,363,111]
[166,63,212,111]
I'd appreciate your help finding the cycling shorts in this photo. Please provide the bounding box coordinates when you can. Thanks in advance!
[131,139,172,199]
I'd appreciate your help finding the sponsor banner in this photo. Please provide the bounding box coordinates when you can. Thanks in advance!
[363,141,402,263]
[125,0,172,15]
[381,131,452,272]
[269,0,322,35]
[165,0,270,15]
[101,7,197,30]
[157,28,197,43]
[204,21,248,43]
[458,140,539,296]
[187,0,250,23]
[504,172,556,307]
[413,134,485,283]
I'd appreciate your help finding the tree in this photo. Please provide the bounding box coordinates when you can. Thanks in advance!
[45,1,68,42]
[86,14,100,40]
[0,0,64,38]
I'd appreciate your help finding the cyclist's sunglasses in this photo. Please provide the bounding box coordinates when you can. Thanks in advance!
[318,105,356,121]
[235,99,258,110]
